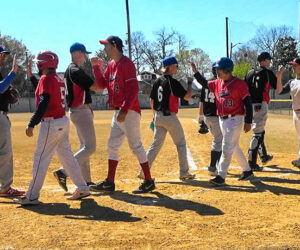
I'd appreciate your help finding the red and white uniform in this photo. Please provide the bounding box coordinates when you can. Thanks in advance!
[208,76,251,178]
[93,56,140,114]
[93,56,147,164]
[35,73,66,118]
[208,77,249,116]
[25,73,88,201]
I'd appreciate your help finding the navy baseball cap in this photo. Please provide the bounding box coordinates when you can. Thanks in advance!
[162,56,178,67]
[0,45,10,54]
[257,52,272,62]
[214,57,234,71]
[70,42,91,54]
[289,58,300,65]
[100,36,124,51]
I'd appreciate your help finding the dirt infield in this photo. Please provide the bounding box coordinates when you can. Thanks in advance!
[1,109,300,249]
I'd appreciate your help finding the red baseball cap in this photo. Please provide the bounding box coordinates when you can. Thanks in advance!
[289,58,300,65]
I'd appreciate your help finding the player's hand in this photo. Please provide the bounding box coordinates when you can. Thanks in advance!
[26,126,34,137]
[90,57,104,68]
[12,55,18,73]
[27,60,32,77]
[244,123,251,133]
[276,65,285,77]
[189,61,197,73]
[117,111,127,123]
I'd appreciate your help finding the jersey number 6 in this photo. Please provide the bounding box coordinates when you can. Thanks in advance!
[158,86,163,102]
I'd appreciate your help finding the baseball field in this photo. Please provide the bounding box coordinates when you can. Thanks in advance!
[1,108,300,249]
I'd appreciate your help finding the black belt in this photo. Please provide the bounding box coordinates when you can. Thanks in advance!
[114,107,120,110]
[220,115,235,120]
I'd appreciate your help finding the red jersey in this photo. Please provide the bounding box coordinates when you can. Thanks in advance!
[208,77,249,116]
[93,56,140,114]
[35,73,66,119]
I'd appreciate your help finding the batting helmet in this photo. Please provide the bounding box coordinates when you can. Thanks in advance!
[35,51,59,71]
[214,57,234,73]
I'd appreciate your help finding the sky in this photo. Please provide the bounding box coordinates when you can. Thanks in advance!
[0,0,299,72]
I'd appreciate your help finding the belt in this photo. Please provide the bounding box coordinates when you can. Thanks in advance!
[220,115,235,120]
[42,115,64,121]
[0,111,7,115]
[114,107,120,110]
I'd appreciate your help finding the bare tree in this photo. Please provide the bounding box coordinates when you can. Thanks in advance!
[95,49,110,70]
[154,27,176,60]
[131,31,147,74]
[232,45,259,69]
[142,41,160,74]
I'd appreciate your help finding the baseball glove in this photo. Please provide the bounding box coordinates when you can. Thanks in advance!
[198,121,209,134]
[8,86,19,104]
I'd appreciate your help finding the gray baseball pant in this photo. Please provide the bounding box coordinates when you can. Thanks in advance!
[59,105,96,182]
[147,111,189,175]
[204,116,223,152]
[0,113,13,193]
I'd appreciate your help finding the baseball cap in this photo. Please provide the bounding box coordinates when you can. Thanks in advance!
[100,36,124,51]
[0,45,10,54]
[257,52,272,62]
[162,56,178,67]
[214,57,234,70]
[70,42,91,54]
[288,58,300,65]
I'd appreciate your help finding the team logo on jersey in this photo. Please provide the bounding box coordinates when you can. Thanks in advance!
[218,90,230,98]
[109,73,118,82]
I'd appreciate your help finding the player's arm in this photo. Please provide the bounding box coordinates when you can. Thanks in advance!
[242,96,253,133]
[69,65,99,92]
[190,62,208,88]
[91,57,108,90]
[27,60,39,89]
[268,69,277,89]
[276,66,290,94]
[26,93,50,137]
[0,55,17,94]
[183,77,193,101]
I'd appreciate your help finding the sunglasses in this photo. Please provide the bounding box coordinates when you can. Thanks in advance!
[0,53,6,58]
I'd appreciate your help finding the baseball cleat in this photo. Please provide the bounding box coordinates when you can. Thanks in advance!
[89,179,115,193]
[13,196,40,206]
[238,170,254,181]
[133,179,155,193]
[261,154,273,165]
[0,187,25,197]
[86,182,96,187]
[249,164,264,172]
[53,169,68,192]
[179,173,196,181]
[209,175,225,186]
[291,159,300,168]
[67,189,90,200]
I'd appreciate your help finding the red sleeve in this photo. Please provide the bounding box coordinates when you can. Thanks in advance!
[120,60,139,113]
[92,65,108,89]
[239,79,250,100]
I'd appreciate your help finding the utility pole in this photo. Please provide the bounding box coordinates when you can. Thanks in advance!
[125,0,132,60]
[226,17,229,57]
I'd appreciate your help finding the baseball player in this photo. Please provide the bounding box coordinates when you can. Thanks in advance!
[90,36,155,193]
[52,43,100,191]
[14,51,90,206]
[276,58,300,168]
[245,52,277,171]
[0,46,25,197]
[203,57,254,186]
[138,56,195,181]
[191,62,223,175]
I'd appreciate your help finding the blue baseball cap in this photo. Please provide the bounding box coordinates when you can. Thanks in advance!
[70,42,91,54]
[214,57,234,71]
[162,56,178,67]
[0,45,10,54]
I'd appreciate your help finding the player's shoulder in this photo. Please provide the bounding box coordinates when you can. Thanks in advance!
[120,56,135,69]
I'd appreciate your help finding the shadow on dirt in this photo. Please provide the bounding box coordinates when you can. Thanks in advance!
[15,198,141,222]
[109,191,224,216]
